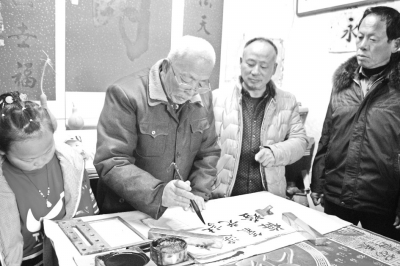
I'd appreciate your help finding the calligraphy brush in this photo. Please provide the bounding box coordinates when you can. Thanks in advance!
[169,162,206,225]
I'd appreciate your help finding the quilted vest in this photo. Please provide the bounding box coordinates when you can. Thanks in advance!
[212,78,308,198]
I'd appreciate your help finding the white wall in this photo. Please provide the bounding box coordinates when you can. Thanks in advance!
[219,0,400,210]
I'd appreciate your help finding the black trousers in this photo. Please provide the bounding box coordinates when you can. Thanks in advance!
[324,200,400,242]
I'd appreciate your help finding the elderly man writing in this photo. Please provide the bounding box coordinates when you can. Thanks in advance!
[94,35,220,219]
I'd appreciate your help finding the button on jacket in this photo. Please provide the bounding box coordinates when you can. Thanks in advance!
[94,59,220,219]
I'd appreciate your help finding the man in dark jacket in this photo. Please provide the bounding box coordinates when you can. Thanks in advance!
[311,6,400,241]
[94,35,220,219]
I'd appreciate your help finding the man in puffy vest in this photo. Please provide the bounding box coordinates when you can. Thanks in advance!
[212,37,308,199]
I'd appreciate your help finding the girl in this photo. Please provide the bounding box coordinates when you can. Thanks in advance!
[0,91,99,266]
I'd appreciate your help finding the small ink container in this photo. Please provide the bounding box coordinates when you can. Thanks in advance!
[150,237,188,266]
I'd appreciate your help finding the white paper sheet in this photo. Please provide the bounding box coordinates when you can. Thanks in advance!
[45,192,350,265]
[88,218,144,247]
[142,192,351,260]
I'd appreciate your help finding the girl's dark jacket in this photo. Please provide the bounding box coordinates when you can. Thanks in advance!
[311,52,400,216]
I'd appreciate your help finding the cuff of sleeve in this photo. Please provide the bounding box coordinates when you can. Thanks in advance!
[156,205,168,219]
[154,183,167,219]
[263,145,277,164]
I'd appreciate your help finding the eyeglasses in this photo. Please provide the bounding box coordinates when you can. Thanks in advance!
[170,64,211,94]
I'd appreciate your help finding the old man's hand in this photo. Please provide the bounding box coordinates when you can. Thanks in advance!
[162,180,195,209]
[255,147,275,167]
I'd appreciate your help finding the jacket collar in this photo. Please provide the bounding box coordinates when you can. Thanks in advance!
[333,52,400,92]
[235,76,277,99]
[0,156,11,194]
[148,59,203,107]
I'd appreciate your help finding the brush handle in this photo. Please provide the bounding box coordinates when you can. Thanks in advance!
[190,199,205,224]
[171,163,205,224]
[190,199,199,211]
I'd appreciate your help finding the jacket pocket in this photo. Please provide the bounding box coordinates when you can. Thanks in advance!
[190,118,210,151]
[137,122,168,157]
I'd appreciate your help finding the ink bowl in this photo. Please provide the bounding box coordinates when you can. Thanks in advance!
[95,247,150,266]
[150,236,188,266]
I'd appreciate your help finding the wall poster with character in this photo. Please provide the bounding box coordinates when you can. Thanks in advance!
[65,0,173,129]
[0,0,55,100]
[329,1,400,53]
[182,0,224,90]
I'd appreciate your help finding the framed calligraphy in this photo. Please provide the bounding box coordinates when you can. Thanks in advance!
[296,0,390,17]
[328,9,363,53]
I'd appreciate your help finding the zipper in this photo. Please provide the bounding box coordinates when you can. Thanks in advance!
[349,76,384,194]
[259,99,273,191]
[226,96,242,197]
[352,76,384,121]
[398,154,400,175]
[367,77,384,95]
[353,76,383,101]
[72,161,85,217]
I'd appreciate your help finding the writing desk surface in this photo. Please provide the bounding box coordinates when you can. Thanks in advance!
[44,192,397,266]
[227,226,400,266]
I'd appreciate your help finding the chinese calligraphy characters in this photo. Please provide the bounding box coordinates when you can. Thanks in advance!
[198,15,210,35]
[341,17,358,43]
[12,62,37,88]
[201,212,285,245]
[8,22,37,48]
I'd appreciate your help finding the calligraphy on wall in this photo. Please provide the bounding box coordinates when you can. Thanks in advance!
[66,0,172,92]
[329,9,363,53]
[0,0,55,100]
[329,1,400,53]
[183,0,224,89]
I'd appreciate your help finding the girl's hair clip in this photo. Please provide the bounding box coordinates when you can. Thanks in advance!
[20,93,27,109]
[29,119,33,122]
[1,114,4,117]
[19,93,28,102]
[0,91,27,110]
[5,96,13,104]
